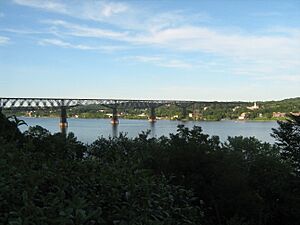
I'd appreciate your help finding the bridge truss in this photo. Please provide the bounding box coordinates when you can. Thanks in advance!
[0,97,249,129]
[0,97,196,109]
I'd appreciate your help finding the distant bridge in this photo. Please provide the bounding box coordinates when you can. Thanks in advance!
[0,97,248,130]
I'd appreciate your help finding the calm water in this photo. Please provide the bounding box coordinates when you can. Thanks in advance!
[18,117,278,144]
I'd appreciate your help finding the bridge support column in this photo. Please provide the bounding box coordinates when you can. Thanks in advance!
[192,104,196,120]
[148,106,156,122]
[176,102,195,121]
[60,106,68,129]
[181,106,188,121]
[111,107,119,125]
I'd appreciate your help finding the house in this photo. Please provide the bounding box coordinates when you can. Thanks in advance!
[291,112,300,116]
[272,112,286,118]
[171,115,179,119]
[232,106,240,112]
[137,113,147,117]
[238,112,247,120]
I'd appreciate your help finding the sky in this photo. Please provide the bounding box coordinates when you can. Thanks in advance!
[0,0,300,101]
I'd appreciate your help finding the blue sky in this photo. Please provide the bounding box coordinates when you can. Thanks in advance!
[0,0,300,101]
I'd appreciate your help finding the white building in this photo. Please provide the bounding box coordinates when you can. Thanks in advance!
[247,102,259,110]
[238,113,247,120]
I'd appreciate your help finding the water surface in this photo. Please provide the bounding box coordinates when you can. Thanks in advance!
[18,117,278,144]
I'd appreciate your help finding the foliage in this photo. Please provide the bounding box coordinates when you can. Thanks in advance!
[272,114,300,173]
[140,126,299,225]
[0,112,202,225]
[1,112,300,225]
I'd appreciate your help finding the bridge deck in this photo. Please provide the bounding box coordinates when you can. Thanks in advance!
[0,97,249,109]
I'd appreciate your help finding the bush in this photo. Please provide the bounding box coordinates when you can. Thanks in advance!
[0,113,202,225]
[1,112,300,225]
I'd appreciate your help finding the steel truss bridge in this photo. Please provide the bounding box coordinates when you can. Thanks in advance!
[0,98,198,109]
[0,97,248,130]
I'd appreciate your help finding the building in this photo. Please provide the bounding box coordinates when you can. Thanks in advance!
[238,112,247,120]
[171,115,179,119]
[247,102,259,110]
[291,112,300,116]
[232,106,240,112]
[273,112,286,118]
[137,113,147,117]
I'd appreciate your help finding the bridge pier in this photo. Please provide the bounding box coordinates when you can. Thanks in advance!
[148,106,156,122]
[111,107,119,125]
[182,106,188,121]
[192,104,196,120]
[176,102,195,121]
[60,106,68,130]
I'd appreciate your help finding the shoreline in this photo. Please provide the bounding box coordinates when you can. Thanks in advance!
[17,116,282,122]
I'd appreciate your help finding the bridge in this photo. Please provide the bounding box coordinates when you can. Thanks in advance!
[0,97,248,131]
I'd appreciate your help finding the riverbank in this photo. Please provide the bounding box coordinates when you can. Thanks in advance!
[16,115,286,122]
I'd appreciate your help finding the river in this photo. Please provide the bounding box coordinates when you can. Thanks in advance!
[17,117,279,144]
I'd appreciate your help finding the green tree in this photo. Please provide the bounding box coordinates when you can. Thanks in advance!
[272,114,300,172]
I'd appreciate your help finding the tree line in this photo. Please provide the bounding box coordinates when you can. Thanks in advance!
[0,111,300,224]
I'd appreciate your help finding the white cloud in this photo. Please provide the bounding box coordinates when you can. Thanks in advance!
[38,38,126,52]
[13,0,67,13]
[124,56,161,63]
[0,28,50,35]
[38,18,300,79]
[39,38,89,49]
[10,0,300,83]
[131,26,300,60]
[43,20,127,39]
[45,20,299,64]
[13,0,129,20]
[0,36,10,45]
[254,74,300,82]
[49,19,300,73]
[101,2,128,17]
[144,11,210,32]
[124,56,193,69]
[250,12,282,17]
[12,0,201,31]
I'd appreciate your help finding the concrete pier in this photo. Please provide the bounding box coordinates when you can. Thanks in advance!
[181,106,187,121]
[111,107,119,124]
[148,106,156,122]
[59,106,68,128]
[59,106,68,134]
[175,102,195,121]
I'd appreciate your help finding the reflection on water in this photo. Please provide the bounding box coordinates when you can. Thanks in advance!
[18,117,278,144]
[150,121,156,138]
[60,126,68,135]
[112,124,118,138]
